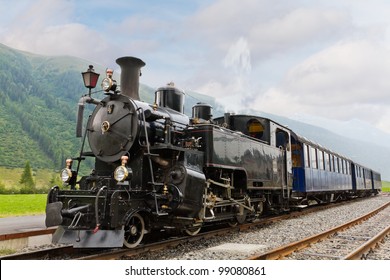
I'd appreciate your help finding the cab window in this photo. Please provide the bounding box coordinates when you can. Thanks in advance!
[247,119,264,139]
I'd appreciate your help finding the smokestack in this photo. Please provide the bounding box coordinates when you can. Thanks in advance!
[116,56,145,100]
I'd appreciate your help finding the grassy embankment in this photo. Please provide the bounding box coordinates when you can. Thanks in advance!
[0,167,57,217]
[0,167,58,192]
[381,181,390,192]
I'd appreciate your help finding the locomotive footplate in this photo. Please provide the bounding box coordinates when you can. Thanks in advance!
[53,226,125,248]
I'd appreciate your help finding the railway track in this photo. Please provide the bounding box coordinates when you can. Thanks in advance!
[247,200,390,260]
[1,213,290,260]
[1,196,386,260]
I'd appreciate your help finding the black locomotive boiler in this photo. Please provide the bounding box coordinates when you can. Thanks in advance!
[45,56,381,248]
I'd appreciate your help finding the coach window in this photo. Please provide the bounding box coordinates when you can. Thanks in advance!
[318,150,324,170]
[339,159,342,173]
[304,144,310,168]
[339,158,342,173]
[332,155,336,173]
[292,141,303,167]
[324,152,329,171]
[311,147,318,169]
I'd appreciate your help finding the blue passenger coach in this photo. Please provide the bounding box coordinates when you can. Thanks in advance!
[291,133,381,200]
[352,163,382,195]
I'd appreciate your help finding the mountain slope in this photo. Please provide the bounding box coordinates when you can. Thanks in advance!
[0,43,389,180]
[0,43,85,169]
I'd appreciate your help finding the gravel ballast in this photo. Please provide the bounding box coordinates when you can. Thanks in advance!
[129,195,390,260]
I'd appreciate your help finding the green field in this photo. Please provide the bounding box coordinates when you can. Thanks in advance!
[381,181,390,192]
[0,194,46,218]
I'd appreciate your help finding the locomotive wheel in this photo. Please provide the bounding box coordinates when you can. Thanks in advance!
[236,209,247,224]
[256,201,264,216]
[123,213,145,248]
[228,220,238,227]
[184,224,202,236]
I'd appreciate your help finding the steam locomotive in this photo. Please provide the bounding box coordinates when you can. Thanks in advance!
[45,56,382,248]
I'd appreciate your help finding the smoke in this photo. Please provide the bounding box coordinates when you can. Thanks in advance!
[223,37,252,74]
[194,37,257,114]
[220,37,255,112]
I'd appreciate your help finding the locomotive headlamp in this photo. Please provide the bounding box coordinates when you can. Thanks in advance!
[102,78,113,91]
[60,168,72,183]
[114,166,128,182]
[114,156,132,182]
[101,68,117,93]
[60,159,73,183]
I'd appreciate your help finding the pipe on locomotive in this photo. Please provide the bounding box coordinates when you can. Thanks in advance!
[116,56,146,101]
[76,96,100,137]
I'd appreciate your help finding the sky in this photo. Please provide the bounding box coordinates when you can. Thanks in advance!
[1,0,390,134]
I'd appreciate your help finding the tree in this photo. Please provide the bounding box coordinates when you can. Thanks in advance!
[19,161,35,193]
[0,180,6,194]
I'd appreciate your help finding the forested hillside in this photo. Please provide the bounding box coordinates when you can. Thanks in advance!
[0,43,87,169]
[0,43,221,171]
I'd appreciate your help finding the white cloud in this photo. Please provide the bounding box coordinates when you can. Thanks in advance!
[188,1,361,117]
[377,110,390,133]
[188,1,352,61]
[251,40,390,130]
[284,40,390,103]
[0,0,121,65]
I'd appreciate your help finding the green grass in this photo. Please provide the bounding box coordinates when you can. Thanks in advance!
[0,194,46,218]
[381,181,390,192]
[0,248,17,256]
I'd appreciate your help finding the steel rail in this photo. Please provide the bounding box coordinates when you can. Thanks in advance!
[343,223,390,260]
[247,200,390,260]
